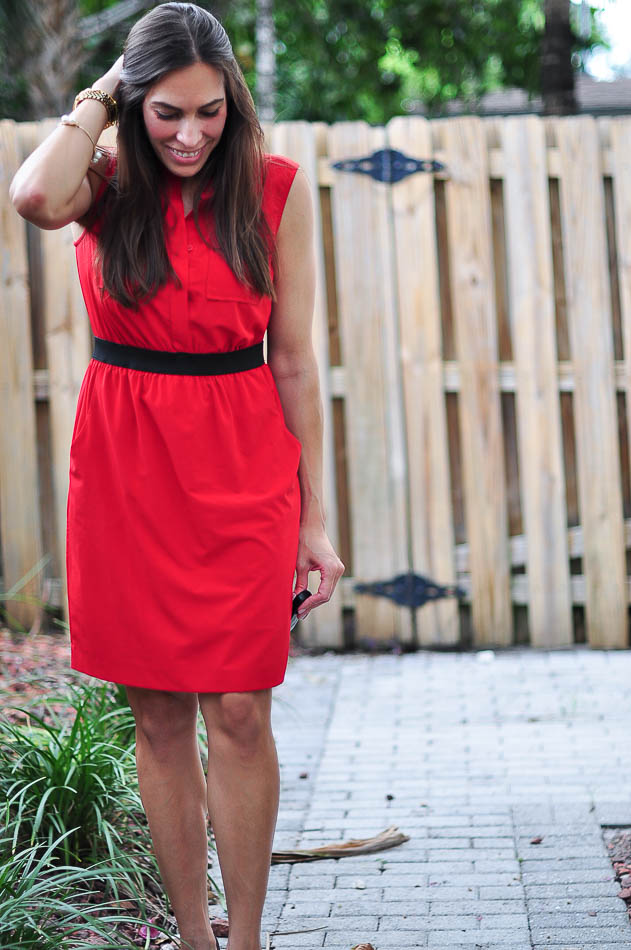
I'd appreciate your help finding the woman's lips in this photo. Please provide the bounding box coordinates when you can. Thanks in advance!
[166,144,207,163]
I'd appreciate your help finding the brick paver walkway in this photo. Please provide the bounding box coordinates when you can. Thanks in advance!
[238,647,631,949]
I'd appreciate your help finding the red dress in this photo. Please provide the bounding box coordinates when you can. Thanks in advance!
[67,153,302,692]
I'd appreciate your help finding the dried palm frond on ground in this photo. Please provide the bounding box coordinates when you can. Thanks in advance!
[271,825,409,864]
[205,919,329,949]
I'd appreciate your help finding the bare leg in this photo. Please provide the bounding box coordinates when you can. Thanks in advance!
[199,690,278,950]
[125,686,218,950]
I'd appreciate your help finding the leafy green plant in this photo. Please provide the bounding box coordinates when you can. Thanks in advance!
[1,678,225,925]
[0,682,143,868]
[0,830,183,949]
[0,684,177,945]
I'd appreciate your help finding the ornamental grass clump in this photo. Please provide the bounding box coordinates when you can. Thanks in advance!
[0,830,176,949]
[0,682,184,946]
[0,681,142,868]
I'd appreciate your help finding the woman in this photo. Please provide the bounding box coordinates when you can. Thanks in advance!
[10,4,344,950]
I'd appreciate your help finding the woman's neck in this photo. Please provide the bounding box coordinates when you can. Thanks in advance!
[181,181,194,216]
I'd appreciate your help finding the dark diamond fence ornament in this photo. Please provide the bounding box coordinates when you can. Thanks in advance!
[354,572,465,609]
[332,148,445,184]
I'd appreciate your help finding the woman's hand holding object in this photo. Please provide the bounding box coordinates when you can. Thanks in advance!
[293,525,345,620]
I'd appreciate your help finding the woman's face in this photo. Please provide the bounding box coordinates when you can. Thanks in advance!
[142,61,228,177]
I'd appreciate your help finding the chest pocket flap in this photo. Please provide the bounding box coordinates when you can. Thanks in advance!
[206,248,265,303]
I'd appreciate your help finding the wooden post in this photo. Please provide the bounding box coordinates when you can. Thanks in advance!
[0,120,44,629]
[26,118,93,621]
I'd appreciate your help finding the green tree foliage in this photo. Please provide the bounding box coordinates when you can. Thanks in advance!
[0,0,607,124]
[0,1,39,120]
[270,0,603,122]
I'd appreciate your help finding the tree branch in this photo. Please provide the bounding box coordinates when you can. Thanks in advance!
[78,0,155,39]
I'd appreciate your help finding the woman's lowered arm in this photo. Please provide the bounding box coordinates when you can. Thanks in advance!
[266,166,345,619]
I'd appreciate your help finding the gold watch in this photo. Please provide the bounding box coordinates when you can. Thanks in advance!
[73,88,118,128]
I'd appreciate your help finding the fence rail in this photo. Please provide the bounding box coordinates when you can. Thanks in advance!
[2,114,630,649]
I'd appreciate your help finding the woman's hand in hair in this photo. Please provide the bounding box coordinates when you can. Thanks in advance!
[93,54,125,98]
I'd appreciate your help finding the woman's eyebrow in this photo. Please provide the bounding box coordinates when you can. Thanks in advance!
[151,98,225,109]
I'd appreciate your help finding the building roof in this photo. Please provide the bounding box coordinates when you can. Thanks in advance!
[435,74,631,117]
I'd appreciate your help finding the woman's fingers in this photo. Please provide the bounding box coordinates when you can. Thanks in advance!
[294,529,345,618]
[110,54,125,79]
[302,561,344,616]
[93,55,124,100]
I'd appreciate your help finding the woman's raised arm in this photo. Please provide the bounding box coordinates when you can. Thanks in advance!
[9,56,123,231]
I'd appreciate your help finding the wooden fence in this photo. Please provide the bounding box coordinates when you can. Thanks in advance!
[2,114,631,650]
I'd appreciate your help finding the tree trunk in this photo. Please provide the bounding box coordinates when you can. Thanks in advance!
[79,0,152,38]
[11,0,156,120]
[255,0,276,122]
[15,0,86,119]
[541,0,578,115]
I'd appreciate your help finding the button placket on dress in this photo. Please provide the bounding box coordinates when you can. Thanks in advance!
[166,176,214,352]
[164,177,191,350]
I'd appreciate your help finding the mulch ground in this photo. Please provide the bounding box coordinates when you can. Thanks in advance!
[0,625,77,721]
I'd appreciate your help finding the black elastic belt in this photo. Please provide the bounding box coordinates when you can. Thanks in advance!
[92,337,265,375]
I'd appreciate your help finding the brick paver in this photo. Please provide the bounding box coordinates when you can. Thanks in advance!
[212,647,631,948]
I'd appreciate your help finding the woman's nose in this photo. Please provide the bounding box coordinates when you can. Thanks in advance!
[175,121,203,148]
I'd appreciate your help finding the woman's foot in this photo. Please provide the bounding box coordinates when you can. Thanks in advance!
[178,929,219,950]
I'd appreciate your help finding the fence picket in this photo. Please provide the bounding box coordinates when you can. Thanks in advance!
[387,115,458,645]
[0,120,43,628]
[501,116,572,647]
[610,118,631,611]
[556,116,626,647]
[327,121,412,643]
[439,117,512,645]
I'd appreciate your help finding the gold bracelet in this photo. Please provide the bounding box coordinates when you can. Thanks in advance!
[59,115,105,164]
[73,88,118,128]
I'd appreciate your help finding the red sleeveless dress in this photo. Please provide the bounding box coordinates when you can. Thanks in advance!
[67,153,302,692]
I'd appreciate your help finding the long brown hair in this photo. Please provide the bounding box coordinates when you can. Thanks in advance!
[87,3,276,310]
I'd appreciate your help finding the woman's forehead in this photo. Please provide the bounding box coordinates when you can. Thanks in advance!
[146,62,225,106]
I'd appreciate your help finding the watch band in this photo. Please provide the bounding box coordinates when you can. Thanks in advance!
[73,88,118,129]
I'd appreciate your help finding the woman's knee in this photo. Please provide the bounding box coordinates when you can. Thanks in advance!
[199,690,271,747]
[125,686,199,749]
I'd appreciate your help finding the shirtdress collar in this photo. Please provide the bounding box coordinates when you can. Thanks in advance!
[162,168,214,232]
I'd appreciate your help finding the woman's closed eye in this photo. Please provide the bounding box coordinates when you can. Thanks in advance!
[155,110,220,120]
